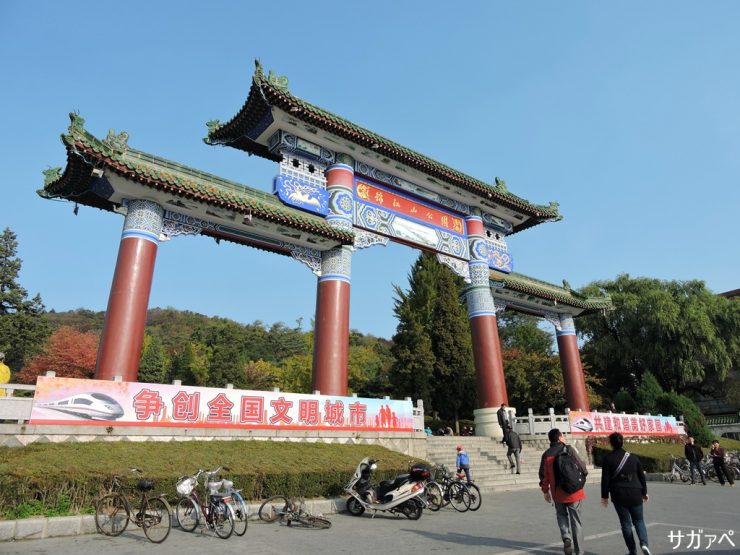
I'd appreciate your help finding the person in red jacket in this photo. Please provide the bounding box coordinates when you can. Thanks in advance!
[539,428,588,555]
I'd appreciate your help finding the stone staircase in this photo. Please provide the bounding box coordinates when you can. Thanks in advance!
[425,436,543,493]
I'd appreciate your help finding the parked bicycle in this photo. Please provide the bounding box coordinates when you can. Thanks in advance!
[667,455,690,483]
[258,495,331,529]
[95,468,172,543]
[175,467,236,539]
[455,471,482,511]
[433,465,471,512]
[218,474,249,537]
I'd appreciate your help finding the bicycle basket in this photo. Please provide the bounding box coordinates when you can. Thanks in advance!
[221,479,234,494]
[176,476,196,496]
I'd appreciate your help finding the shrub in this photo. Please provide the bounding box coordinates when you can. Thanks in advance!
[635,372,664,414]
[614,388,636,412]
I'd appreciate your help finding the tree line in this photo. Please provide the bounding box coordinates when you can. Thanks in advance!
[2,227,738,438]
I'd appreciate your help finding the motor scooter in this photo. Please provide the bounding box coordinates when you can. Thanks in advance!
[344,457,428,520]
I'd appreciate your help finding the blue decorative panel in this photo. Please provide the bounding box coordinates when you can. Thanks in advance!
[487,243,514,273]
[273,175,329,216]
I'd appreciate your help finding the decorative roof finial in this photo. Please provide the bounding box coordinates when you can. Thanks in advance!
[494,176,508,193]
[68,111,86,134]
[42,167,62,186]
[102,129,130,154]
[266,69,289,91]
[206,119,221,134]
[562,279,572,291]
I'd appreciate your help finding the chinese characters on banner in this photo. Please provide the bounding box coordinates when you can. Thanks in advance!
[29,376,414,431]
[355,179,466,235]
[568,410,685,436]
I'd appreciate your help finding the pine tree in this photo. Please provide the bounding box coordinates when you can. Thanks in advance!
[390,253,443,410]
[429,265,476,425]
[0,228,50,370]
[138,334,170,384]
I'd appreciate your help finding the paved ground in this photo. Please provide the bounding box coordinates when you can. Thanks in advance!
[3,482,738,554]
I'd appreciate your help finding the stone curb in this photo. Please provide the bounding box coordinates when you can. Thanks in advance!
[0,498,347,542]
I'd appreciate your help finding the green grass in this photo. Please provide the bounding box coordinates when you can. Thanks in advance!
[592,437,740,472]
[0,440,422,520]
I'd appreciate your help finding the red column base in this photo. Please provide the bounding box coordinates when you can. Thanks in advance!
[470,315,508,409]
[95,237,158,382]
[312,279,350,396]
[557,333,590,411]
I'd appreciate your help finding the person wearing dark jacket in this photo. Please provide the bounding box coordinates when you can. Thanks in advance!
[710,440,735,486]
[684,436,706,485]
[503,426,522,474]
[539,428,587,555]
[601,432,651,555]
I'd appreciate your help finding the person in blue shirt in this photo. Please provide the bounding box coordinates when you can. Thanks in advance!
[456,445,472,484]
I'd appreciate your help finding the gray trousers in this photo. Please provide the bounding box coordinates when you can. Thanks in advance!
[507,448,521,472]
[554,500,584,555]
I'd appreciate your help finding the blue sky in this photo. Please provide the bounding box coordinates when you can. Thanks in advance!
[2,2,738,339]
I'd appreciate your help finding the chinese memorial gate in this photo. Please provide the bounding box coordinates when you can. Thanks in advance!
[39,61,611,436]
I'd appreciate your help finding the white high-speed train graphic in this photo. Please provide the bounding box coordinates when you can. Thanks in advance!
[39,393,125,420]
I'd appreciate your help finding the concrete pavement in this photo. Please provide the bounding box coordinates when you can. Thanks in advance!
[1,482,738,554]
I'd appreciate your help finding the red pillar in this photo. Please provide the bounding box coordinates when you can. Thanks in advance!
[471,315,509,408]
[312,279,350,395]
[465,211,509,409]
[556,314,590,411]
[311,161,354,395]
[95,200,163,381]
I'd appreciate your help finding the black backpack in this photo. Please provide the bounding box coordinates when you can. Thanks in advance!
[553,445,587,494]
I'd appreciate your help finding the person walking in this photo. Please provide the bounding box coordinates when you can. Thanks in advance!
[684,436,706,485]
[497,403,510,431]
[503,426,522,474]
[539,428,588,555]
[456,444,472,484]
[600,432,651,555]
[710,439,735,487]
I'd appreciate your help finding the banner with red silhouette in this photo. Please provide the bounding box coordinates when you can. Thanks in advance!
[568,410,685,436]
[29,376,414,431]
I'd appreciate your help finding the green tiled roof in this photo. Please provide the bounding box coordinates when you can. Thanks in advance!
[39,113,354,246]
[206,61,561,233]
[489,269,612,312]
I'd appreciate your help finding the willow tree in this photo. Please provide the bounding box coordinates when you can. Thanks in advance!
[578,274,740,396]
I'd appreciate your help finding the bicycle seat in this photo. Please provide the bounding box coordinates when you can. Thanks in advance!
[136,479,155,492]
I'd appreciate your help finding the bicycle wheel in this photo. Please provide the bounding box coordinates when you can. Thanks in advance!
[448,482,471,512]
[466,483,482,511]
[259,495,291,523]
[424,482,443,512]
[142,497,172,544]
[175,496,199,532]
[292,513,332,529]
[210,501,235,539]
[95,493,130,536]
[230,493,249,537]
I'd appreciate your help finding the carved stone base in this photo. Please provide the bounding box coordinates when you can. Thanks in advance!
[473,406,516,439]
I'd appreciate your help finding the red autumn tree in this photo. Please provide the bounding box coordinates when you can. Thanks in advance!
[17,325,99,383]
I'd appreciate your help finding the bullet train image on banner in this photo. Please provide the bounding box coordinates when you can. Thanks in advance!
[39,393,125,420]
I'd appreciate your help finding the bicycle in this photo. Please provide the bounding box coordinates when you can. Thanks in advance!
[433,465,471,512]
[175,467,236,539]
[258,495,332,529]
[667,456,690,483]
[95,468,172,544]
[455,471,482,511]
[218,475,249,537]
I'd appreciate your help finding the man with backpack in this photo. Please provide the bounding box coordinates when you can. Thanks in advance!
[539,428,588,555]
